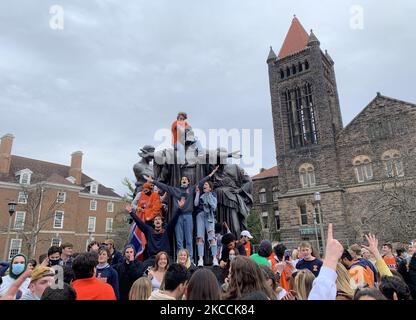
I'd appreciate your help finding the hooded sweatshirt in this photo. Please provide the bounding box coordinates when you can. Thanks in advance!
[0,253,30,299]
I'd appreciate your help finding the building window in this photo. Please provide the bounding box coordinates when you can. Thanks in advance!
[106,218,113,233]
[280,69,285,79]
[261,212,269,229]
[9,239,22,260]
[353,156,373,183]
[88,217,96,232]
[51,238,61,247]
[272,186,279,202]
[292,65,297,74]
[90,182,98,195]
[299,163,316,188]
[300,205,308,225]
[14,211,26,230]
[90,200,97,211]
[57,191,66,204]
[283,83,318,149]
[18,192,28,204]
[54,211,64,229]
[107,202,114,213]
[274,209,280,230]
[286,67,291,77]
[298,62,303,72]
[259,188,267,204]
[382,150,404,177]
[305,60,309,70]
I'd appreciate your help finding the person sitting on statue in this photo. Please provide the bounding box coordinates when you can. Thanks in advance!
[194,181,218,267]
[144,165,219,261]
[125,198,185,270]
[131,183,163,227]
[171,112,189,164]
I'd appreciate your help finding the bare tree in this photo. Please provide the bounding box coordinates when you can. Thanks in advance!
[0,181,64,259]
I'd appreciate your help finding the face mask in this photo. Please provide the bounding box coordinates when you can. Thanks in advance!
[49,259,61,266]
[12,263,25,275]
[229,255,236,261]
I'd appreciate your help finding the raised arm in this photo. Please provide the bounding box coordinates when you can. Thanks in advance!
[194,187,200,207]
[126,205,151,238]
[362,233,393,277]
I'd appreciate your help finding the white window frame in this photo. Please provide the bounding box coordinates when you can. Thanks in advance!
[54,211,64,229]
[107,202,114,213]
[261,212,269,229]
[105,218,113,233]
[57,191,66,204]
[9,239,22,260]
[259,188,267,204]
[272,187,279,202]
[90,182,98,195]
[14,211,26,230]
[18,191,28,204]
[90,199,97,211]
[51,238,61,247]
[88,216,96,232]
[299,164,316,188]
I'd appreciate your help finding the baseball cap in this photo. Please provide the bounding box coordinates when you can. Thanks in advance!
[240,230,253,239]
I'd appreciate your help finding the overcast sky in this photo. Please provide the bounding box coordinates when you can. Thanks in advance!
[0,0,415,196]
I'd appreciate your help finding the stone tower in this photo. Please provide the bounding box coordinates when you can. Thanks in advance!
[267,16,348,249]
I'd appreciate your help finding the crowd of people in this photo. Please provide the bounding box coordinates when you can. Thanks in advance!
[0,220,415,300]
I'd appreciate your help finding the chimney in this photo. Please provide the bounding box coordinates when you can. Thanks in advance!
[0,134,14,174]
[69,151,83,184]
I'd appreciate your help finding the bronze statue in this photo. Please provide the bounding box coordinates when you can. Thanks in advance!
[133,145,155,196]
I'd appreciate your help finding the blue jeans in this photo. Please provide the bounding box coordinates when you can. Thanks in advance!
[175,213,193,259]
[196,211,217,258]
[174,143,186,164]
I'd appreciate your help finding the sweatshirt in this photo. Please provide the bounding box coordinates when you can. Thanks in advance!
[96,263,120,299]
[153,175,210,214]
[71,277,116,300]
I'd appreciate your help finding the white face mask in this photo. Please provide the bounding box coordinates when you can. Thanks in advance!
[229,255,236,261]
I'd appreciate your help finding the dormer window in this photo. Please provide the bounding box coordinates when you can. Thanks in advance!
[89,181,98,195]
[15,169,33,185]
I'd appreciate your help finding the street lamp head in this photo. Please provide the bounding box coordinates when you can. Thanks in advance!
[8,201,17,216]
[314,192,321,202]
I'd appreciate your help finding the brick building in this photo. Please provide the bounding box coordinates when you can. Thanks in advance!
[266,16,416,250]
[251,166,280,241]
[0,134,124,260]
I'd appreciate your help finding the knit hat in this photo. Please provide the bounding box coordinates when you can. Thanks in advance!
[30,266,55,283]
[258,240,272,258]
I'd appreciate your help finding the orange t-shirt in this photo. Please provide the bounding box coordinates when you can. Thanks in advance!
[383,256,397,271]
[72,277,116,300]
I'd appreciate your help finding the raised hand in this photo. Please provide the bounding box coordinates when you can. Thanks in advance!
[209,165,220,177]
[323,223,344,271]
[125,204,133,212]
[195,186,200,193]
[362,233,382,260]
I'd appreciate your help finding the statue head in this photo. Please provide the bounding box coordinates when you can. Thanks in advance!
[138,145,155,159]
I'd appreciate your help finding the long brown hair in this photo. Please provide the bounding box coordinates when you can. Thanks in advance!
[186,269,220,300]
[223,256,275,300]
[152,251,169,272]
[129,277,152,300]
[336,262,354,299]
[294,269,315,300]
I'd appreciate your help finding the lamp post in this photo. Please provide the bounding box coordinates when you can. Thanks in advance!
[3,201,17,260]
[314,192,325,253]
[313,208,320,253]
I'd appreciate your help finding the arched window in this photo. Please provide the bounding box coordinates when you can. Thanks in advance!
[280,69,285,79]
[283,83,318,148]
[382,150,404,177]
[259,188,267,204]
[272,186,279,202]
[305,60,309,70]
[299,163,316,188]
[353,156,373,183]
[298,62,303,72]
[286,67,291,77]
[292,65,297,74]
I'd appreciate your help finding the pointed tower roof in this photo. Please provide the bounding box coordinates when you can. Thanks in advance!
[267,46,277,63]
[307,29,320,47]
[278,16,309,59]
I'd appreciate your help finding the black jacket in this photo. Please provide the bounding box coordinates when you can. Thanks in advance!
[114,259,143,300]
[398,253,416,300]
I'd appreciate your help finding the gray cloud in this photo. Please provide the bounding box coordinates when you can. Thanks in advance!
[0,0,414,195]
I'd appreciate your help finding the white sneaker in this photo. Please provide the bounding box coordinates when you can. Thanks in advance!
[197,258,204,267]
[212,257,219,267]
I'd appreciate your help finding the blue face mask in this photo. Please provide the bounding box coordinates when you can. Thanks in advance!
[12,263,25,275]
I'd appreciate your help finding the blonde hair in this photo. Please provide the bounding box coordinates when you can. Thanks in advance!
[129,277,152,300]
[335,262,354,298]
[177,249,191,269]
[294,269,315,300]
[291,249,299,260]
